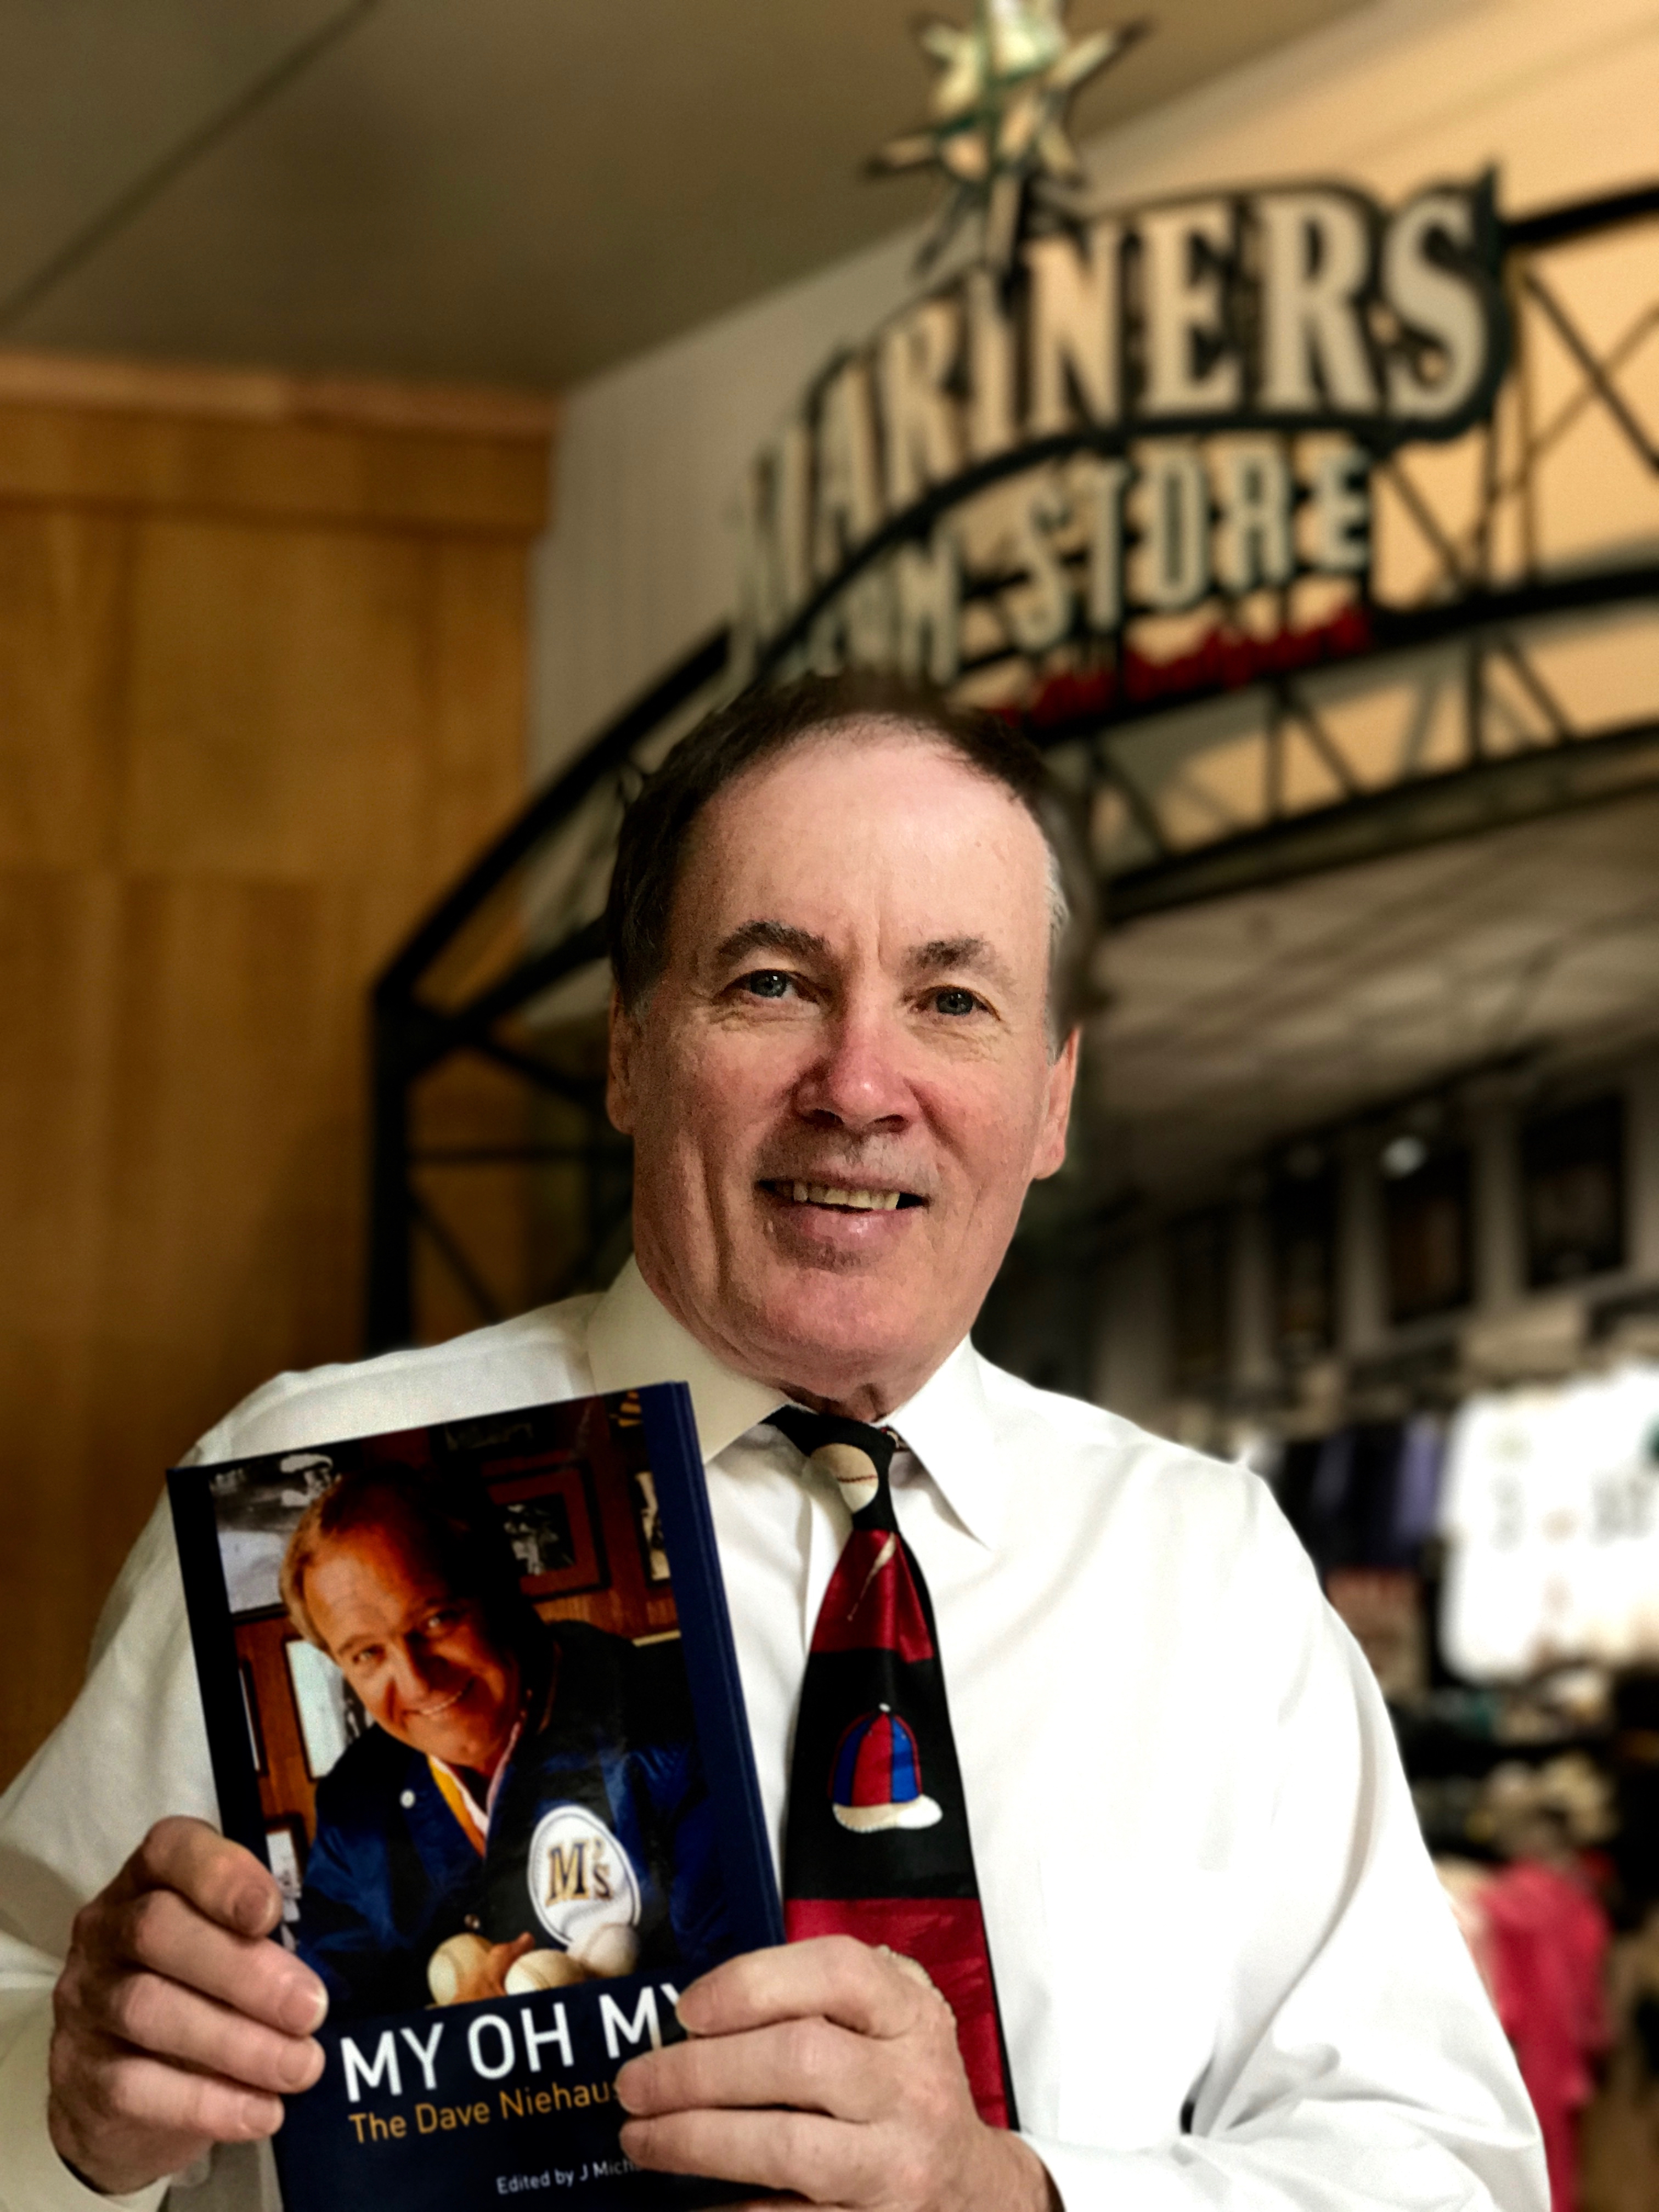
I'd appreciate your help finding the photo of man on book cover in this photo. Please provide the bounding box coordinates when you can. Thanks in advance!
[204,1398,738,2027]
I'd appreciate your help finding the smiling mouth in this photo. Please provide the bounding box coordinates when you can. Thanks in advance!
[761,1180,923,1212]
[410,1689,467,1719]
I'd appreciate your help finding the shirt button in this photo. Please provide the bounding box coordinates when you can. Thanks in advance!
[400,1790,416,1809]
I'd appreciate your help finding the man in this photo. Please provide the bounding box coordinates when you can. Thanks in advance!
[1,675,1543,2210]
[280,1464,730,2015]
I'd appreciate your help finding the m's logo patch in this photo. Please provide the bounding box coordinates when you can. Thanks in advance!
[526,1803,639,1951]
[542,1837,616,1904]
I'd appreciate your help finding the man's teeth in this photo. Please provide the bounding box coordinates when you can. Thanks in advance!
[787,1182,903,1211]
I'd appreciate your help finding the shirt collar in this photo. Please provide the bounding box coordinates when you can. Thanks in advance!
[884,1335,1005,1551]
[586,1256,781,1460]
[583,1256,1006,1552]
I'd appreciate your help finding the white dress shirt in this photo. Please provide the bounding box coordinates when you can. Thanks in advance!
[0,1259,1544,2212]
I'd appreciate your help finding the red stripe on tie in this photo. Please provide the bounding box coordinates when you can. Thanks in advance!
[849,1713,894,1805]
[785,1895,1011,2129]
[809,1529,935,1661]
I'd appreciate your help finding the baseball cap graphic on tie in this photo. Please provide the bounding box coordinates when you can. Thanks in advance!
[831,1706,943,1832]
[766,1404,1018,2132]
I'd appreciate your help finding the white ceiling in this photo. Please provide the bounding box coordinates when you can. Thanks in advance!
[0,0,1367,388]
[1093,786,1659,1197]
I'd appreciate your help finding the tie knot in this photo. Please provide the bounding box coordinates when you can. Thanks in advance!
[769,1408,897,1522]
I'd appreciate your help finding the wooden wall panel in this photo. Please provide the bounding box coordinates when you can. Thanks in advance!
[0,407,549,537]
[0,356,554,1789]
[0,510,131,867]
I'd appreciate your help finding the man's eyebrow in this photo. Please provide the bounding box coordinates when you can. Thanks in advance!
[712,920,830,969]
[909,935,1016,989]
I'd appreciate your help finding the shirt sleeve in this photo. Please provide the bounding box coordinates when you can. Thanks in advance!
[0,2002,168,2212]
[0,1493,218,2211]
[1019,1503,1547,2212]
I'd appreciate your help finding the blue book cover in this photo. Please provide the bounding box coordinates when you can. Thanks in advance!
[168,1383,782,2211]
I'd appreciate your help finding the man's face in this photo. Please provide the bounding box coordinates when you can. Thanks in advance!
[607,726,1079,1416]
[303,1517,522,1775]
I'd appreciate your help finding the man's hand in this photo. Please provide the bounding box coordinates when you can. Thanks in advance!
[614,1937,1058,2212]
[48,1817,328,2198]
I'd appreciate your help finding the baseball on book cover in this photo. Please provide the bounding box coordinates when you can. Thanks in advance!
[167,1383,782,2211]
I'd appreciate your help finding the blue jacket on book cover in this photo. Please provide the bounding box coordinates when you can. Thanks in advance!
[298,1620,734,2017]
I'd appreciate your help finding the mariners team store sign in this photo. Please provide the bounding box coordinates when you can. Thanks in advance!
[736,179,1508,706]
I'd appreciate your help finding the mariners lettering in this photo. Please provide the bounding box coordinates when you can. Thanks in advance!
[738,176,1505,675]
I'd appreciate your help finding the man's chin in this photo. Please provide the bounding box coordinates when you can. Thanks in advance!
[407,1724,500,1771]
[738,1266,949,1403]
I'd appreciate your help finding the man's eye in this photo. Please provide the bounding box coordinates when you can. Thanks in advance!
[738,970,792,1000]
[932,988,980,1016]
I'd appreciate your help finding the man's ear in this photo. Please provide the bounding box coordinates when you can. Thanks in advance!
[1031,1026,1080,1182]
[606,987,640,1136]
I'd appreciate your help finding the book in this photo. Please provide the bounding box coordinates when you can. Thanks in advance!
[167,1383,782,2211]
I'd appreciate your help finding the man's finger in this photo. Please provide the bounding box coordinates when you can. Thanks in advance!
[83,1971,324,2096]
[127,1818,282,1938]
[675,1937,933,2044]
[109,1888,326,2035]
[59,2036,286,2147]
[620,2103,866,2198]
[618,2016,883,2123]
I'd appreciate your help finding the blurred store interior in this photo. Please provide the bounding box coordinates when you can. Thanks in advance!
[1,1,1657,2202]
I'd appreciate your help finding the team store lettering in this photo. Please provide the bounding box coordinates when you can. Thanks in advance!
[740,179,1505,678]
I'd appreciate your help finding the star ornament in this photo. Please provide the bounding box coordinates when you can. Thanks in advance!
[872,2,1147,273]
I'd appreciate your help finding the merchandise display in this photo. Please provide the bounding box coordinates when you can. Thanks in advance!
[1438,1368,1659,1681]
[1434,1764,1615,2212]
[1271,1371,1659,2211]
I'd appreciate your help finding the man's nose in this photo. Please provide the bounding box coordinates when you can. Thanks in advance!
[794,999,912,1131]
[387,1638,439,1708]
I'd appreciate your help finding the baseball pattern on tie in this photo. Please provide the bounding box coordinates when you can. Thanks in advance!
[769,1407,1017,2130]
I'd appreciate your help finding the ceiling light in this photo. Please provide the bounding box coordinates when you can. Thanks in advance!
[1382,1133,1429,1178]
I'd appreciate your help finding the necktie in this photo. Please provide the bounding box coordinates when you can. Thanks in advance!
[769,1406,1017,2130]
